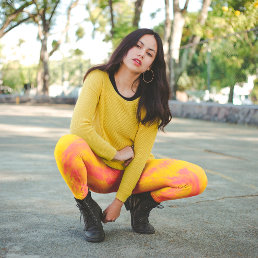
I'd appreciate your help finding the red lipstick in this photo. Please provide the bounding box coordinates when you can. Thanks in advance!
[133,58,142,66]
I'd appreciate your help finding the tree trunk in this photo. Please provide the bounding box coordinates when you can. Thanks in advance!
[228,85,234,103]
[36,62,43,94]
[42,35,49,94]
[37,30,49,95]
[170,13,185,63]
[108,0,114,37]
[169,0,189,99]
[188,0,211,60]
[164,0,171,77]
[133,0,144,28]
[49,0,79,57]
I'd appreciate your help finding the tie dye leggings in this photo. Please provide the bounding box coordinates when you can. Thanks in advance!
[54,134,207,203]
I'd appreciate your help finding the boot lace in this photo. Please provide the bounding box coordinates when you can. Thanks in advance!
[76,201,101,229]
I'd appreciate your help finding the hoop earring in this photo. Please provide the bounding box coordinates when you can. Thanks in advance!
[143,69,154,83]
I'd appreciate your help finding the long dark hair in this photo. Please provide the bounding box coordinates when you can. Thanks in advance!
[84,28,172,130]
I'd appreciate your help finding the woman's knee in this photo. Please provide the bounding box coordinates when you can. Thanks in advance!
[192,164,208,195]
[54,134,85,160]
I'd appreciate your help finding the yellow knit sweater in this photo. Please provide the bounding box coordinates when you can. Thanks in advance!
[70,69,158,202]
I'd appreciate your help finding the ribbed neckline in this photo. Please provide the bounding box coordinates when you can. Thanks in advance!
[109,72,141,101]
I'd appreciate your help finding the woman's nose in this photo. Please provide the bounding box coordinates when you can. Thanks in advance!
[138,50,145,59]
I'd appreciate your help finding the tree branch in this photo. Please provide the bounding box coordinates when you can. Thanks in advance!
[182,0,190,14]
[0,0,33,38]
[0,16,32,38]
[8,0,33,16]
[49,0,79,57]
[32,0,41,17]
[49,0,61,23]
[187,0,212,60]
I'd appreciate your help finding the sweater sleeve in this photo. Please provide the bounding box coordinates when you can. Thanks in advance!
[115,121,158,202]
[70,70,117,161]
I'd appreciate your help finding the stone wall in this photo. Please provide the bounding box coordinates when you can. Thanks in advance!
[1,95,258,126]
[0,95,76,105]
[169,101,258,126]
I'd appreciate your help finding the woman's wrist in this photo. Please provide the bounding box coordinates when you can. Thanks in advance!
[114,198,124,207]
[113,151,120,161]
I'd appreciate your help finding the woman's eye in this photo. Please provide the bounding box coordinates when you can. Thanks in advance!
[136,44,141,48]
[147,52,152,57]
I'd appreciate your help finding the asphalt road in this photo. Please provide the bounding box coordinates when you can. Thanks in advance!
[0,104,257,258]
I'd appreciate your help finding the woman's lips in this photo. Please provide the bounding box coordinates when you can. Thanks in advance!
[132,58,142,66]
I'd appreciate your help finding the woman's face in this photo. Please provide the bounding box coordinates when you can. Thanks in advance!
[122,34,157,74]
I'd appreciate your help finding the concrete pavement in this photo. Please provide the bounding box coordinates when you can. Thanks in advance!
[0,104,257,258]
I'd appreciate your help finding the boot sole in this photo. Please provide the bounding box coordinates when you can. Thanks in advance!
[85,233,105,243]
[132,228,155,234]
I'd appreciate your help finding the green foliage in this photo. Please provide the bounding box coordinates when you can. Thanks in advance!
[1,61,37,91]
[211,0,255,13]
[175,0,258,100]
[153,23,164,39]
[86,0,135,49]
[49,56,91,87]
[0,0,33,31]
[2,61,23,90]
[150,8,161,19]
[75,26,85,41]
[73,48,84,56]
[1,54,90,92]
[52,40,58,49]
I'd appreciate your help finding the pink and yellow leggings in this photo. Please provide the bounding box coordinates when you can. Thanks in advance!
[54,134,207,203]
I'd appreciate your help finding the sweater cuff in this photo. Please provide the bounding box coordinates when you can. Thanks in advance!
[115,190,130,203]
[105,147,117,161]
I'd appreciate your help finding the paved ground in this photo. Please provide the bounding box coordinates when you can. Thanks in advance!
[0,103,257,258]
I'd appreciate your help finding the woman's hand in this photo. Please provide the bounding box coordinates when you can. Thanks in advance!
[102,198,123,223]
[124,158,133,167]
[114,146,134,161]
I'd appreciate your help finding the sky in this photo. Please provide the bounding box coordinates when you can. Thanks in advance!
[0,0,202,66]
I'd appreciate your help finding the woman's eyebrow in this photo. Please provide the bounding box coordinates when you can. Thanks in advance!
[139,40,156,53]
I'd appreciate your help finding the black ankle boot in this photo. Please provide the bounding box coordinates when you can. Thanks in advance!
[124,192,160,234]
[75,191,105,242]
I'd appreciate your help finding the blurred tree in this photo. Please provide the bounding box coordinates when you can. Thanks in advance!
[132,0,144,28]
[108,0,115,37]
[209,0,258,103]
[2,61,24,90]
[164,0,171,77]
[0,0,34,38]
[86,0,144,48]
[0,0,80,95]
[31,0,79,95]
[75,26,85,41]
[160,0,257,102]
[49,55,90,87]
[2,60,37,92]
[200,0,257,102]
[167,0,211,99]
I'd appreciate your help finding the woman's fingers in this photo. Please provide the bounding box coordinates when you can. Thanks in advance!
[102,211,116,223]
[124,158,132,167]
[114,145,134,161]
[102,199,123,223]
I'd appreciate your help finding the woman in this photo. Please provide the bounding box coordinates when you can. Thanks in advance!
[54,28,207,243]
